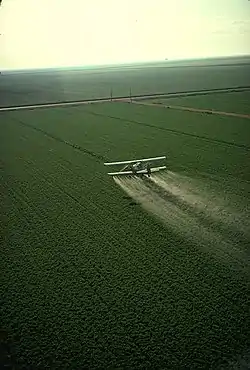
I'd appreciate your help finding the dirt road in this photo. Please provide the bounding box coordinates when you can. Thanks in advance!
[132,101,250,119]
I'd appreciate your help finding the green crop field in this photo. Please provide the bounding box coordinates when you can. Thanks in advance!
[1,94,250,369]
[144,91,250,115]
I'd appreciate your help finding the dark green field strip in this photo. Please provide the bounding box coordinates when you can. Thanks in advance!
[148,91,250,115]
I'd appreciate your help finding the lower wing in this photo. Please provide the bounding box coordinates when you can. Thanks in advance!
[108,166,166,176]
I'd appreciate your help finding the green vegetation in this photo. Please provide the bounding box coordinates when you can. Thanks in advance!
[1,62,250,107]
[1,96,250,369]
[146,91,250,115]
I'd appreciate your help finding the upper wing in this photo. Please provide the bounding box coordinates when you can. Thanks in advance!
[140,156,166,163]
[104,156,166,166]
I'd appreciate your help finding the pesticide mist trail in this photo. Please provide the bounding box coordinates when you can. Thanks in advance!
[114,172,250,272]
[151,171,250,239]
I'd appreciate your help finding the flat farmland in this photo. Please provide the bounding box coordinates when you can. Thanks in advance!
[1,58,250,107]
[1,97,250,369]
[143,91,250,115]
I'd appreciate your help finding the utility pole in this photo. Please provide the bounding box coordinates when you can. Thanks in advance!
[110,88,113,101]
[130,87,132,103]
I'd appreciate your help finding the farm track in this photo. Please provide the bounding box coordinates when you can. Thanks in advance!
[0,86,249,111]
[132,101,250,119]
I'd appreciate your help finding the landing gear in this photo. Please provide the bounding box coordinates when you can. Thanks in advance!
[146,164,151,177]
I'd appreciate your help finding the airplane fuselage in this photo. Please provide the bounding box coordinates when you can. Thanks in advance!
[132,161,143,171]
[131,161,151,176]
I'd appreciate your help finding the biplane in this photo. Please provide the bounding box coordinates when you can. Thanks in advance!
[104,156,166,177]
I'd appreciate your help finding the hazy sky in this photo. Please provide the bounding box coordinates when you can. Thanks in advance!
[0,0,250,69]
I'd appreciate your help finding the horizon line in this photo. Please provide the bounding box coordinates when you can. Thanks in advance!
[1,54,250,72]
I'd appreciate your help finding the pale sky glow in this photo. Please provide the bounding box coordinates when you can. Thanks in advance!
[0,0,250,69]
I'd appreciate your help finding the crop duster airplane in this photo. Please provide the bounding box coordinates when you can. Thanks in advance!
[104,156,166,177]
